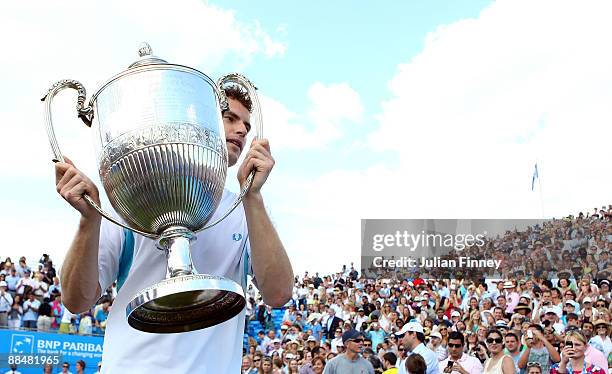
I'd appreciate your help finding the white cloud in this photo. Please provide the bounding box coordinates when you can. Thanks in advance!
[276,0,612,274]
[0,1,287,264]
[262,82,364,150]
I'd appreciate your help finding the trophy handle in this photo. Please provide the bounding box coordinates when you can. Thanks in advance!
[42,79,158,239]
[197,73,263,232]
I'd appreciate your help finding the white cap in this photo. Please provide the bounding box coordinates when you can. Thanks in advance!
[451,311,461,318]
[543,306,562,318]
[583,297,592,304]
[307,336,317,342]
[430,331,442,339]
[503,281,514,289]
[395,321,424,336]
[0,281,7,287]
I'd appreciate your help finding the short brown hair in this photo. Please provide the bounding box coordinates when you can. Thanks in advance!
[224,85,252,112]
[405,353,426,374]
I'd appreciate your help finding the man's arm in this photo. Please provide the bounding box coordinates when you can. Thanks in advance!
[239,139,293,307]
[517,345,531,369]
[534,330,561,362]
[55,158,103,313]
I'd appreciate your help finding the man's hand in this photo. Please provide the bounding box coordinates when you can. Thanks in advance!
[237,138,274,196]
[55,156,101,221]
[451,362,469,374]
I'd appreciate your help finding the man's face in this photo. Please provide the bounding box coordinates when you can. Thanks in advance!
[504,336,518,353]
[223,97,251,167]
[494,309,503,320]
[447,338,464,360]
[583,323,594,338]
[402,331,416,348]
[527,366,542,374]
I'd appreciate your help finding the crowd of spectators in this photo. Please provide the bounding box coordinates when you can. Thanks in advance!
[1,206,611,373]
[241,206,612,373]
[0,254,114,336]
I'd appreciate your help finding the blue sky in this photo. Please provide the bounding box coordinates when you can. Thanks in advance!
[1,0,611,275]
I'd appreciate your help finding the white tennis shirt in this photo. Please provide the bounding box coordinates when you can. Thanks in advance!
[94,189,252,373]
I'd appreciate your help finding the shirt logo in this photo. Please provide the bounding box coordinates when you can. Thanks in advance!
[232,233,243,241]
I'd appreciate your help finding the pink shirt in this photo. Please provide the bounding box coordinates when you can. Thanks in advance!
[439,353,483,374]
[585,344,608,371]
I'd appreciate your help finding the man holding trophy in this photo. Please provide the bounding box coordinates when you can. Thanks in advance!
[47,44,293,372]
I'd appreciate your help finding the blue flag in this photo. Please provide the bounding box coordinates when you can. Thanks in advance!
[531,163,539,191]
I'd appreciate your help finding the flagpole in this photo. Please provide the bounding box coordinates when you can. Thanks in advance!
[537,163,544,219]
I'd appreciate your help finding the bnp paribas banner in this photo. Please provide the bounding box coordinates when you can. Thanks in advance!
[0,329,103,374]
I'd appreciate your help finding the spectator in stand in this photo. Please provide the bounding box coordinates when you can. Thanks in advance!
[5,268,19,296]
[36,297,52,331]
[397,322,439,374]
[323,329,374,374]
[381,352,398,374]
[21,292,40,329]
[50,294,63,329]
[483,329,514,374]
[0,281,13,327]
[439,331,483,374]
[518,324,560,372]
[32,272,48,302]
[502,331,522,372]
[550,329,606,374]
[589,319,612,360]
[405,354,426,374]
[311,357,325,374]
[8,294,22,329]
[15,270,35,297]
[15,257,29,277]
[47,276,61,297]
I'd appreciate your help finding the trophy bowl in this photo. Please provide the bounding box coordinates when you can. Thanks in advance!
[43,43,261,333]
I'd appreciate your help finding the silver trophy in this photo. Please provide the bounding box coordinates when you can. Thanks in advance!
[42,43,262,333]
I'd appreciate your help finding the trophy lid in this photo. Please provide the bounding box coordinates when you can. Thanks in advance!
[128,42,168,68]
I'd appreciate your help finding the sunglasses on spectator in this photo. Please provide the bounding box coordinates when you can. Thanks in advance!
[448,343,463,348]
[349,338,364,343]
[364,342,372,346]
[527,362,541,368]
[596,325,608,329]
[486,338,503,344]
[596,303,606,307]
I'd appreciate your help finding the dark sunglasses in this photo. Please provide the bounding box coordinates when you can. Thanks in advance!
[448,343,463,348]
[596,325,608,329]
[527,362,541,368]
[350,338,364,343]
[364,342,372,346]
[486,338,503,344]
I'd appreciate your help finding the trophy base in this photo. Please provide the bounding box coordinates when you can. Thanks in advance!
[126,274,245,333]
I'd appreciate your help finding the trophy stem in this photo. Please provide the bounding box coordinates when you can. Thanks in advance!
[128,225,247,333]
[158,227,196,278]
